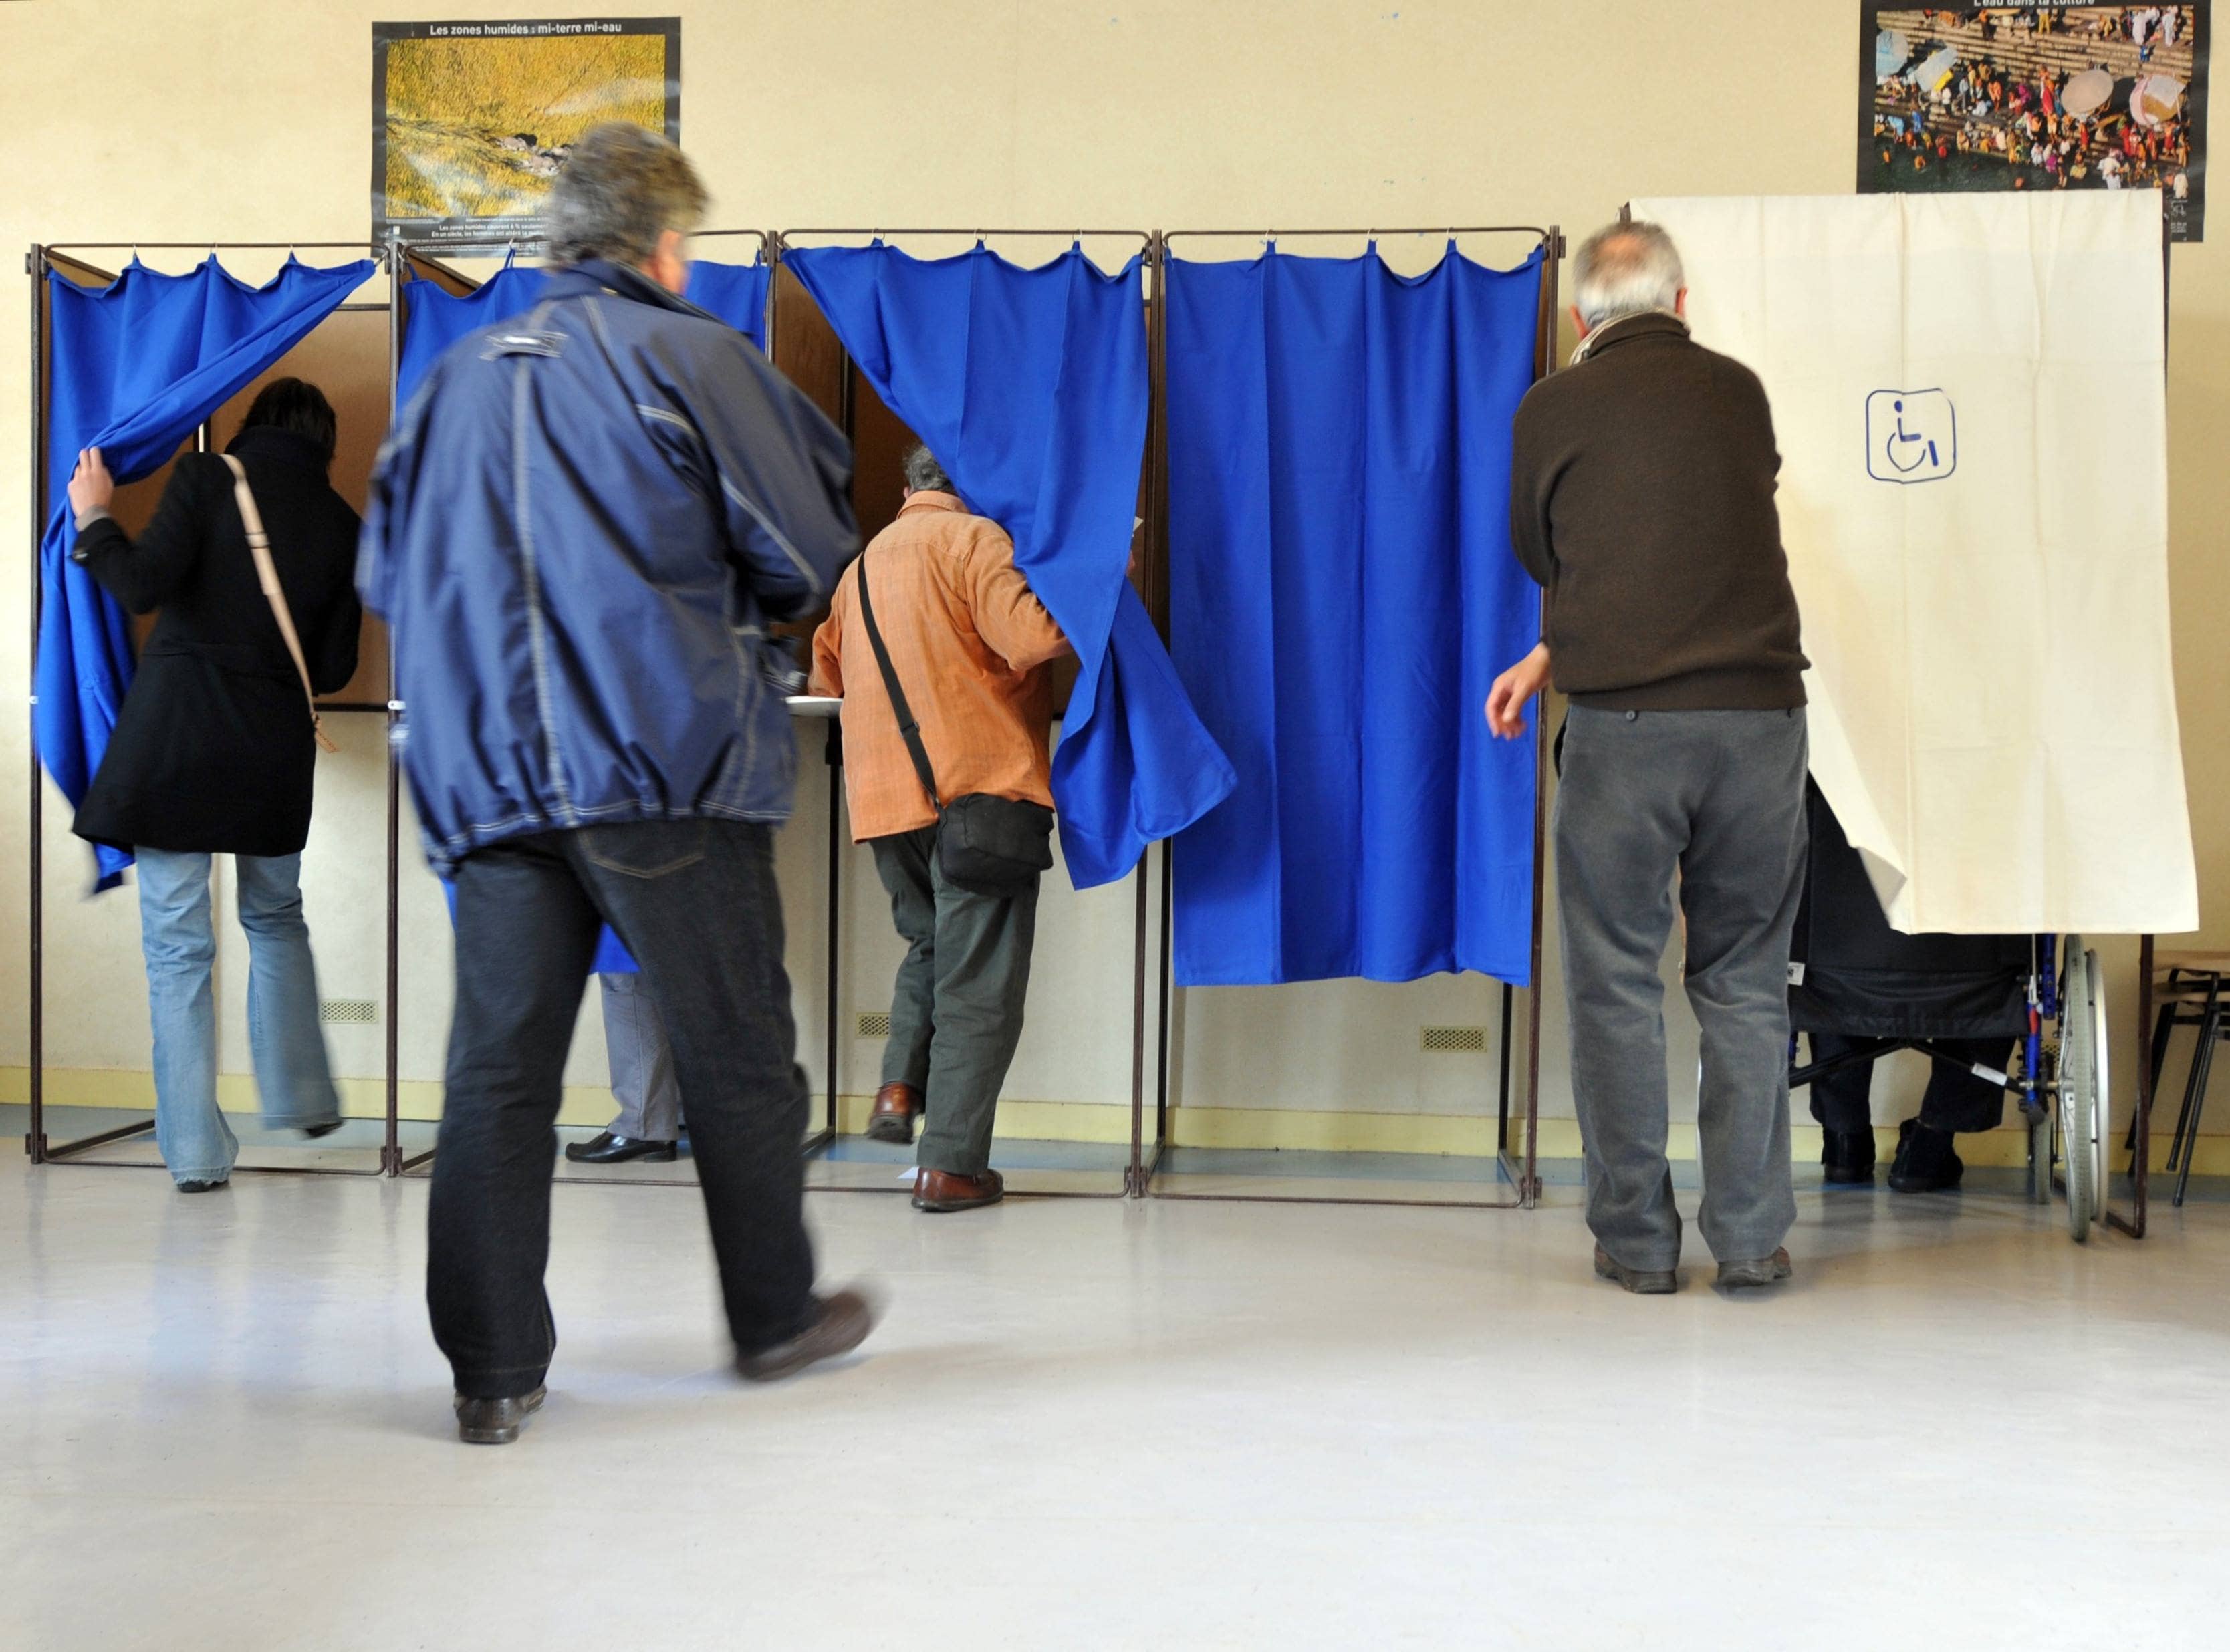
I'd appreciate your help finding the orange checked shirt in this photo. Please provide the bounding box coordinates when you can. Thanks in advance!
[810,492,1072,843]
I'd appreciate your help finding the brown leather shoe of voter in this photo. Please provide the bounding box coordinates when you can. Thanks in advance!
[912,1167,1005,1213]
[865,1082,923,1145]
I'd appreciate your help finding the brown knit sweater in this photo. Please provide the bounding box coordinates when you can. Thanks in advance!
[1508,312,1807,711]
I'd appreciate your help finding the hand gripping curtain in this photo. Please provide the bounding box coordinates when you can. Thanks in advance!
[399,254,772,976]
[396,253,771,403]
[1166,245,1544,986]
[785,242,1235,889]
[37,255,378,887]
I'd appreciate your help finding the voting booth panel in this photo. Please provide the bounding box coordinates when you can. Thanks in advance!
[1145,229,1558,1208]
[27,245,400,1176]
[775,231,1190,1200]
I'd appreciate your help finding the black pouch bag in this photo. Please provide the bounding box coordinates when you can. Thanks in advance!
[854,555,1054,897]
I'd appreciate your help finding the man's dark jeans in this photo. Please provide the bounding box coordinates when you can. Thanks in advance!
[430,819,815,1399]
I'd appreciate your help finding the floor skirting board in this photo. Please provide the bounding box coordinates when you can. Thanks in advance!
[5,1068,2219,1172]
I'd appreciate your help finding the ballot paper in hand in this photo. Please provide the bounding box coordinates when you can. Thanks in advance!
[1632,192,2195,936]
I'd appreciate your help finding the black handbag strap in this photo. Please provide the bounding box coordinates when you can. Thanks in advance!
[853,553,943,812]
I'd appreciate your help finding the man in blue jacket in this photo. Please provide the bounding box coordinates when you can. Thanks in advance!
[362,124,869,1444]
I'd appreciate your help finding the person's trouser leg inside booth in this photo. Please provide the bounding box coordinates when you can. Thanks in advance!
[866,829,939,1145]
[567,972,685,1165]
[870,824,1039,1212]
[1810,1033,2011,1192]
[431,820,820,1403]
[1557,707,1808,1284]
[139,848,344,1190]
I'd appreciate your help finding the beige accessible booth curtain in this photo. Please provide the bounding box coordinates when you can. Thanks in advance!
[1634,192,2196,936]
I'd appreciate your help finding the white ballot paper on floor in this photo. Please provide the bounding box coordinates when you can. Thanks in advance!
[1632,192,2195,936]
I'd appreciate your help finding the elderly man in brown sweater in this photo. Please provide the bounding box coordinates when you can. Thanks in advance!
[1487,220,1810,1296]
[812,446,1072,1212]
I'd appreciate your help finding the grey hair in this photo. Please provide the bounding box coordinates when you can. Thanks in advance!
[1572,221,1686,329]
[543,122,708,267]
[903,444,953,494]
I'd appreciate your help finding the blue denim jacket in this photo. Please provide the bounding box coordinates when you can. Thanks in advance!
[361,259,856,872]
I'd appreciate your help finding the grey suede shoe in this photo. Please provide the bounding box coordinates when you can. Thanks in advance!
[1715,1248,1794,1290]
[1594,1244,1677,1295]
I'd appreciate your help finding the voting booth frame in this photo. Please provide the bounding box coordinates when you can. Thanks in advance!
[23,226,1560,1212]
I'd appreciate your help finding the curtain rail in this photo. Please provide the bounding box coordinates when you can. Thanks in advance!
[778,228,1152,243]
[1164,225,1552,242]
[43,241,385,253]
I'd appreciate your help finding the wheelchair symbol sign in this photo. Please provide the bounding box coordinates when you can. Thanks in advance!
[1866,389,1956,484]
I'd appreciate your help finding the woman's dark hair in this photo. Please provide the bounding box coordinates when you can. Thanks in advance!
[237,378,338,469]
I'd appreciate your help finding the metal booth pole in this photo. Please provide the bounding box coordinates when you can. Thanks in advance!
[1142,225,1560,1209]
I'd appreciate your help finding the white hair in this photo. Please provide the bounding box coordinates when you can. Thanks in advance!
[1572,221,1685,329]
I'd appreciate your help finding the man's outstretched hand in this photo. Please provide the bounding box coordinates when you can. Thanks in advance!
[1485,642,1551,740]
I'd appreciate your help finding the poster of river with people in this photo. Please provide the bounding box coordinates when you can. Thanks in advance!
[1861,5,2209,240]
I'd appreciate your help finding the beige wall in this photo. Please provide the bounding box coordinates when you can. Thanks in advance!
[3,1,2223,1153]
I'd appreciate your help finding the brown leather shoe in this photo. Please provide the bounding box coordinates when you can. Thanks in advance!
[866,1082,923,1145]
[912,1167,1004,1212]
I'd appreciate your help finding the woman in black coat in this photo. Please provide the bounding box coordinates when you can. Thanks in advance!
[68,378,364,1191]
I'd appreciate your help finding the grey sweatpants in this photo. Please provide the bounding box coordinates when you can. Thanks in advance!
[1555,706,1808,1270]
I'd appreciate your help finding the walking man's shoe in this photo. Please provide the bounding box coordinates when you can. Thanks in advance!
[1593,1244,1677,1295]
[455,1385,545,1446]
[865,1081,924,1145]
[564,1131,678,1165]
[1715,1248,1794,1290]
[913,1167,1005,1213]
[736,1289,878,1383]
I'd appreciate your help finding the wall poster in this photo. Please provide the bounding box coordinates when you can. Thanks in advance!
[372,17,681,254]
[1862,5,2208,240]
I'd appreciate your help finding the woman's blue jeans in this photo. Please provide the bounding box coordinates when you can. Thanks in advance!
[136,848,343,1184]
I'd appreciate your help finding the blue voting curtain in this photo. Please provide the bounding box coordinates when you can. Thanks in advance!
[1166,244,1544,986]
[396,253,770,403]
[36,255,378,887]
[787,242,1235,889]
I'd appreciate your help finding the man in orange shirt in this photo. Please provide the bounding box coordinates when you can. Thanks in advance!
[812,447,1072,1212]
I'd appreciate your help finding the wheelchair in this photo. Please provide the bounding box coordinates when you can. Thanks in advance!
[1787,784,2107,1240]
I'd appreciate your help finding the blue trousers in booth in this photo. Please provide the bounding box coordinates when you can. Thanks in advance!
[136,849,342,1185]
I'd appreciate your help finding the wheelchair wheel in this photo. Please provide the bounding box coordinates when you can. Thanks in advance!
[2058,938,2099,1240]
[2085,943,2111,1222]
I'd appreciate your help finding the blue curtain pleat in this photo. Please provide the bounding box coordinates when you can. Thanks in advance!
[396,254,770,406]
[398,255,769,976]
[1168,245,1543,986]
[787,243,1234,889]
[35,255,377,887]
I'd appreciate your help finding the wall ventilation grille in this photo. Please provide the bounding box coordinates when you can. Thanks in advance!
[856,1011,892,1039]
[1420,1025,1486,1053]
[320,999,378,1025]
